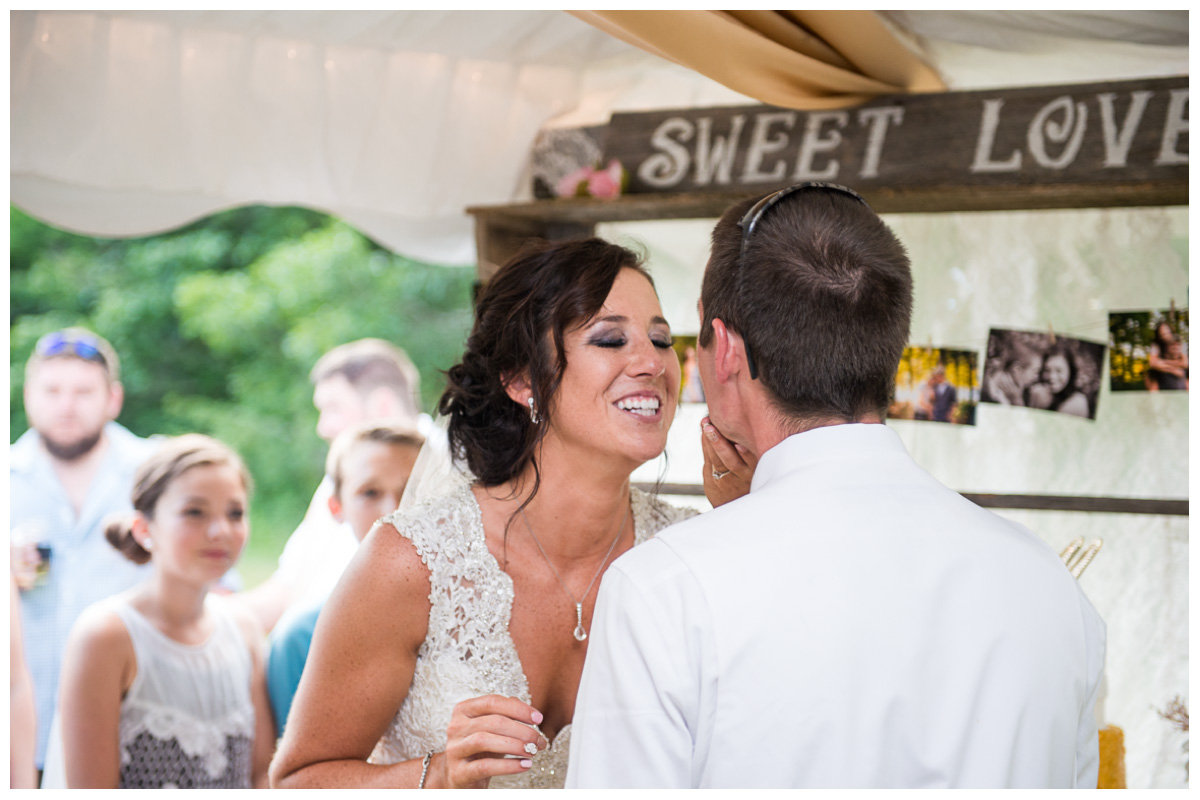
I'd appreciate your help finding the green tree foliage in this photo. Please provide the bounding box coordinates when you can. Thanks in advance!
[11,205,476,570]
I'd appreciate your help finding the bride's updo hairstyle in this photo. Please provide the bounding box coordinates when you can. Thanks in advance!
[440,237,653,493]
[105,434,253,564]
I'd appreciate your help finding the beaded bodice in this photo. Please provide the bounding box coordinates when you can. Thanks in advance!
[368,483,697,788]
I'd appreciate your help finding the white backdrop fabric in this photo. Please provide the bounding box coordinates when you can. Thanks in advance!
[9,10,1188,265]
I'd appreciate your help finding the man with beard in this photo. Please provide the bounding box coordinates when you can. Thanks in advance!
[10,328,157,781]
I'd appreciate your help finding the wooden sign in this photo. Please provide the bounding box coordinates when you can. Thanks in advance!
[593,76,1187,201]
[497,76,1187,282]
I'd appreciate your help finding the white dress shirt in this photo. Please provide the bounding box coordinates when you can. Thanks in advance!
[567,423,1105,789]
[274,413,443,610]
[273,476,360,607]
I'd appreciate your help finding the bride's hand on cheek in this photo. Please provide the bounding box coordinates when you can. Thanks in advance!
[440,694,549,789]
[701,416,757,507]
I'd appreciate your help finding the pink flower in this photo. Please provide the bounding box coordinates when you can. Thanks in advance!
[586,160,625,199]
[555,160,626,199]
[555,165,592,198]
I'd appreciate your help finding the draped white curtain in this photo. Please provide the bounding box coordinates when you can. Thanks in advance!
[9,10,1188,264]
[10,11,645,264]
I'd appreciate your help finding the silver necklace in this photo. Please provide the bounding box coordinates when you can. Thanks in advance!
[519,503,630,642]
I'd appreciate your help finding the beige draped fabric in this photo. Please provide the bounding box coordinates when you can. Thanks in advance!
[570,10,945,109]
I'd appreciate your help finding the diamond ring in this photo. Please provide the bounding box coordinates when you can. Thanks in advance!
[524,742,538,756]
[712,469,730,480]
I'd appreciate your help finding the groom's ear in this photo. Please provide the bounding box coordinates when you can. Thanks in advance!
[710,318,747,384]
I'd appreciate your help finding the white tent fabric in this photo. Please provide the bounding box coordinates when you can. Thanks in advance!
[11,11,623,263]
[9,10,1188,264]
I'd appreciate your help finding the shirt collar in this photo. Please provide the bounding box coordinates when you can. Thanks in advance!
[9,428,44,475]
[749,422,909,493]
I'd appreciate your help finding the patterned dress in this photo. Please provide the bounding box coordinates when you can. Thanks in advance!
[113,597,255,788]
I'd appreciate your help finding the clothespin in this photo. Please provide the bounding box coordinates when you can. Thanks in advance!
[1048,323,1056,346]
[1059,537,1084,565]
[1069,539,1103,579]
[1061,538,1103,579]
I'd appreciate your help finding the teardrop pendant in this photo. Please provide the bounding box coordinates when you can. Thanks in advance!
[573,602,588,642]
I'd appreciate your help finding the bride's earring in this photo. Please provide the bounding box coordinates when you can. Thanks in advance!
[527,397,539,424]
[142,537,154,552]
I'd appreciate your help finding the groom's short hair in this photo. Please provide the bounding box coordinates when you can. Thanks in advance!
[701,184,913,424]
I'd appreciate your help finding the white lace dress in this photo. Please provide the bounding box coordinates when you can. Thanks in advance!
[368,484,697,788]
[112,596,255,788]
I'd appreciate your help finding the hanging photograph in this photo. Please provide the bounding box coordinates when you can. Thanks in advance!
[888,346,979,425]
[672,335,706,403]
[980,329,1106,419]
[1108,308,1189,392]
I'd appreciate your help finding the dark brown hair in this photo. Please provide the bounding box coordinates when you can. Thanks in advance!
[1039,343,1083,412]
[105,434,253,564]
[701,186,913,425]
[439,237,651,493]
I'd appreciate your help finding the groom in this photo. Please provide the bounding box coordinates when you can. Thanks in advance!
[566,183,1106,788]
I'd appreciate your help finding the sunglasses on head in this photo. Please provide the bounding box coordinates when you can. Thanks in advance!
[34,331,108,367]
[735,182,871,380]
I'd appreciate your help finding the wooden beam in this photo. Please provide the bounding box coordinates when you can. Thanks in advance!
[635,483,1188,516]
[469,177,1185,235]
[962,493,1188,516]
[471,214,594,282]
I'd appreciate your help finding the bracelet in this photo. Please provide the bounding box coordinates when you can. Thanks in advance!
[418,751,434,789]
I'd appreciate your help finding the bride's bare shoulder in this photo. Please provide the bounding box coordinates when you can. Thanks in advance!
[347,516,433,597]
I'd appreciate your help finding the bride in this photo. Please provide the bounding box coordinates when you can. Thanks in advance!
[270,238,747,789]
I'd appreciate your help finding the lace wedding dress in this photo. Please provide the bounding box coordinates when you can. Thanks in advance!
[368,482,697,788]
